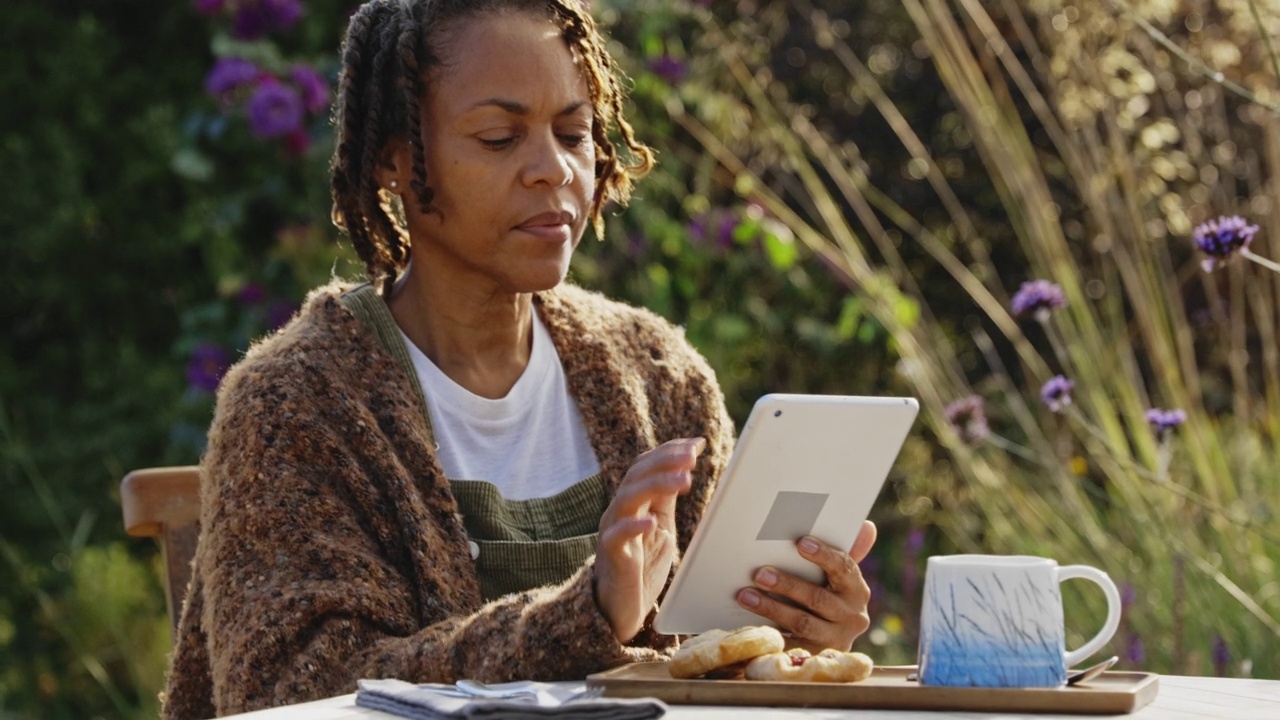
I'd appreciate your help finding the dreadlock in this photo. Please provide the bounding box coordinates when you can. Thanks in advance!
[329,0,655,296]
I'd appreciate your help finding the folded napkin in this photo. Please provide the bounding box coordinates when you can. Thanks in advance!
[355,678,666,720]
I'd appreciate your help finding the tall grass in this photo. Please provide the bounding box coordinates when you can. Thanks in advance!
[1,405,168,718]
[668,0,1280,675]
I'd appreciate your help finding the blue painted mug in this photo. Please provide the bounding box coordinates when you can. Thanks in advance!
[917,555,1122,687]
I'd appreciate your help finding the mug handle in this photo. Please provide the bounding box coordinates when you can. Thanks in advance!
[1057,564,1122,668]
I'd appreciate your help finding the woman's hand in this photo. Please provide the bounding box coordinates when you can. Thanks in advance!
[594,437,704,643]
[735,520,878,652]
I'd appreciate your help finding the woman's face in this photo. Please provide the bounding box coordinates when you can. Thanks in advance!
[400,10,596,295]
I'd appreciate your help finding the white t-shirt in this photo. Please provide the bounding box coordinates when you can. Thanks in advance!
[398,311,602,500]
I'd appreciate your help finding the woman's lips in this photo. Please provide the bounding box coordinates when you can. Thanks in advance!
[515,211,574,242]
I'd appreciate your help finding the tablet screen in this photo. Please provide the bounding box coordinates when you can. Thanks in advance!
[654,394,918,635]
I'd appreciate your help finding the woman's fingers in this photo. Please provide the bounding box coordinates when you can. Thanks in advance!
[598,469,691,529]
[735,529,878,650]
[736,586,837,643]
[797,534,870,597]
[848,520,877,563]
[594,437,705,643]
[748,566,846,622]
[599,438,703,528]
[598,514,655,555]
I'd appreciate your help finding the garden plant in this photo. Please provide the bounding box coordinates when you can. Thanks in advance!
[2,0,1277,717]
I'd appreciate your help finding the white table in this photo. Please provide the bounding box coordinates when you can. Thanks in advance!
[223,674,1280,719]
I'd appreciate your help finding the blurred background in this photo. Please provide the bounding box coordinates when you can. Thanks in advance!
[3,0,1279,716]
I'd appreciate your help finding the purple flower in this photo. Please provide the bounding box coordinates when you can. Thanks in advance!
[902,528,924,605]
[246,81,304,139]
[859,552,882,577]
[193,0,226,15]
[1040,375,1075,412]
[1193,215,1259,272]
[1012,279,1066,320]
[626,232,647,258]
[186,343,230,393]
[648,55,687,84]
[1145,407,1187,437]
[204,57,259,98]
[1212,635,1230,676]
[237,283,266,307]
[233,0,302,40]
[1120,581,1136,609]
[686,215,708,245]
[905,528,926,553]
[266,300,298,331]
[290,65,330,114]
[1125,634,1145,665]
[944,395,989,445]
[716,215,738,249]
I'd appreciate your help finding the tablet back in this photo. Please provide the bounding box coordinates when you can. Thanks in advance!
[654,394,919,635]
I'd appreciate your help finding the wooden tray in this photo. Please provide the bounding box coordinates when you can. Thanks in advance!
[587,662,1160,715]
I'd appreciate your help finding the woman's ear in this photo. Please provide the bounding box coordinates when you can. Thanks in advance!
[374,137,411,193]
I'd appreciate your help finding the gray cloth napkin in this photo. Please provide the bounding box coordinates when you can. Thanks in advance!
[355,678,667,720]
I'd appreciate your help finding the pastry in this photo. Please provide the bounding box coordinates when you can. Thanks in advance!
[668,626,786,679]
[744,647,875,683]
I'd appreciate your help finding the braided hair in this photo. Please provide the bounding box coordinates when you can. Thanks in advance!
[330,0,654,295]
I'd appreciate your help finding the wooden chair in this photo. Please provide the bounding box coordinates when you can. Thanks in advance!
[121,466,201,636]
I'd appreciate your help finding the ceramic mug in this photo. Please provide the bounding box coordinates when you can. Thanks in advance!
[917,555,1122,687]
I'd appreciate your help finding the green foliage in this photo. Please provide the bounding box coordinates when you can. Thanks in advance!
[1,2,357,716]
[6,0,1278,716]
[641,0,1280,678]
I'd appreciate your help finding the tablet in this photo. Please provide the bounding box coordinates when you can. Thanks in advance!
[654,393,919,635]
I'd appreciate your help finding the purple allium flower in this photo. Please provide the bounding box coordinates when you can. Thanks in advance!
[905,527,926,553]
[1212,635,1231,677]
[1125,634,1145,665]
[204,57,259,98]
[233,0,302,39]
[716,214,738,249]
[944,395,989,445]
[263,0,303,27]
[686,214,708,245]
[626,231,647,258]
[1011,279,1067,321]
[232,3,269,39]
[266,300,298,331]
[1120,581,1137,609]
[1193,215,1259,272]
[1040,375,1075,412]
[859,552,882,577]
[648,55,687,84]
[902,528,924,604]
[237,283,266,307]
[290,65,330,114]
[193,0,226,15]
[1145,407,1188,436]
[186,342,230,393]
[246,81,304,139]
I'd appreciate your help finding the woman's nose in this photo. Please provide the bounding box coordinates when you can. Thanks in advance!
[522,129,574,188]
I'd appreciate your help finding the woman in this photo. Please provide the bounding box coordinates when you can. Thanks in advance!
[162,1,876,717]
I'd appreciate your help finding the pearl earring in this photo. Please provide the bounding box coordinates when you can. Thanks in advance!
[389,180,399,189]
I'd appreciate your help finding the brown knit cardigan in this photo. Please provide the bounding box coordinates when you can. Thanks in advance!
[161,281,735,719]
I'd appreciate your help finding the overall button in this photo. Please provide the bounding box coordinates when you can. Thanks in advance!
[468,541,480,560]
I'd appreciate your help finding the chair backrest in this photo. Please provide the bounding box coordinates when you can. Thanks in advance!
[121,466,201,637]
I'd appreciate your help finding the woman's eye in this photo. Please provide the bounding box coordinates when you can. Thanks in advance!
[479,137,515,150]
[558,134,588,148]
